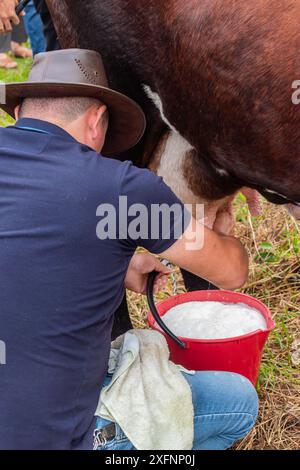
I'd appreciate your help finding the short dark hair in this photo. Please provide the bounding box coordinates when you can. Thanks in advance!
[19,96,105,123]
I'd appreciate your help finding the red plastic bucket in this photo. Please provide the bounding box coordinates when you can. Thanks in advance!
[148,290,275,385]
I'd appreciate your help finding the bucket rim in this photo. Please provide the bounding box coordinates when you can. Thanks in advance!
[147,289,276,344]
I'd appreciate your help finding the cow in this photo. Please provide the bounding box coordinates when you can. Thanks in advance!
[45,0,300,334]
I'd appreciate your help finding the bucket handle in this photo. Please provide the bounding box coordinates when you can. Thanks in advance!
[147,271,187,349]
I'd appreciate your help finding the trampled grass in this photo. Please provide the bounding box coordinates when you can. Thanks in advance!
[0,57,299,450]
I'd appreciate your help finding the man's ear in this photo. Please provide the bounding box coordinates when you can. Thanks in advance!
[90,104,108,139]
[14,105,20,120]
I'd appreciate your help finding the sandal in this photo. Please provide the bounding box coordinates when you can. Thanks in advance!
[10,41,33,59]
[0,53,18,69]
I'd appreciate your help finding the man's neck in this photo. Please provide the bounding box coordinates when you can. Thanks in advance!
[20,115,68,133]
[19,115,85,146]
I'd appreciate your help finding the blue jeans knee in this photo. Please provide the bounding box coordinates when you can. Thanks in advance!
[183,371,259,450]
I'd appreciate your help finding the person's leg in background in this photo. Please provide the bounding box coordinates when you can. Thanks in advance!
[10,17,32,58]
[0,34,17,69]
[94,371,259,451]
[24,0,45,56]
[33,0,60,51]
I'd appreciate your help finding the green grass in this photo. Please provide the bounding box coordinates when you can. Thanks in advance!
[0,55,32,127]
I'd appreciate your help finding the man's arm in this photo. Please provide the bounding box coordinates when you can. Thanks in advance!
[118,163,248,291]
[0,0,19,34]
[160,216,249,291]
[124,219,248,295]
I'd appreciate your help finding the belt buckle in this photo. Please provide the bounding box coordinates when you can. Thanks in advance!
[93,428,107,450]
[93,423,116,450]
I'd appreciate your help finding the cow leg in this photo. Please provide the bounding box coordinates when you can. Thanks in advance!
[181,269,218,292]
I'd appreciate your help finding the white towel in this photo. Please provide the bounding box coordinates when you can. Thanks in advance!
[95,329,194,450]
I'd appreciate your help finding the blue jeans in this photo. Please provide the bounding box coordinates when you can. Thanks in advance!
[94,371,259,451]
[24,1,45,56]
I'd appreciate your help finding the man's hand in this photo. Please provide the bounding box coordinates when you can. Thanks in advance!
[0,0,20,34]
[213,188,262,236]
[125,253,172,295]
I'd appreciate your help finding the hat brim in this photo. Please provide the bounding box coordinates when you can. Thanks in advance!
[0,82,146,156]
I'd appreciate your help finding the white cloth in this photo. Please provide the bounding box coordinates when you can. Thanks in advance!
[95,329,194,450]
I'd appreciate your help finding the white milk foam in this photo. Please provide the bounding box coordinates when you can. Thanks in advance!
[161,301,267,340]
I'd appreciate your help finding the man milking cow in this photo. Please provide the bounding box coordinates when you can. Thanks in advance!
[0,48,258,450]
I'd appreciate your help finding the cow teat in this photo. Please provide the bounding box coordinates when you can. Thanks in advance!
[285,204,300,220]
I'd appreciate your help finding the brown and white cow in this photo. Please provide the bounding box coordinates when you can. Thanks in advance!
[45,0,300,333]
[45,0,300,223]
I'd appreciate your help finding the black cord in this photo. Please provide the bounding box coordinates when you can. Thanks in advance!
[16,0,31,16]
[147,271,186,349]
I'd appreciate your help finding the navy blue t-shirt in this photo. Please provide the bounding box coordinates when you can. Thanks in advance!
[0,119,190,450]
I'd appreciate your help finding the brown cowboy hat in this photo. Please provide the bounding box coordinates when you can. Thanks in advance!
[0,48,146,156]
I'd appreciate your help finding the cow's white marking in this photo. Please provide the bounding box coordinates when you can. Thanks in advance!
[142,85,203,213]
[155,131,211,222]
[264,188,300,206]
[215,166,229,177]
[264,188,288,198]
[156,131,193,198]
[142,84,183,136]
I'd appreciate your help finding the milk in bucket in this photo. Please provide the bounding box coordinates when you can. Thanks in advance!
[161,301,267,340]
